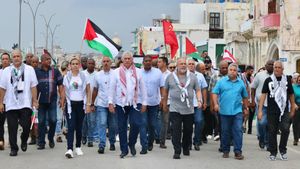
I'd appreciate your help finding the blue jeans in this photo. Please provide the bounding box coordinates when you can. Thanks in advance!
[257,106,268,147]
[220,113,243,154]
[116,104,142,154]
[38,101,57,146]
[145,105,159,147]
[95,106,108,148]
[82,111,97,142]
[108,110,118,145]
[193,107,204,145]
[55,99,62,135]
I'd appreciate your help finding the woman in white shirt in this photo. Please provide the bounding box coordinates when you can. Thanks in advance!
[62,56,91,159]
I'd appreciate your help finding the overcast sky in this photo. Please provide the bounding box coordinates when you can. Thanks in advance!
[0,0,189,53]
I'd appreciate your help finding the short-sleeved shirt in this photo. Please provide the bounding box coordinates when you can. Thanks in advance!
[35,67,63,103]
[208,71,226,92]
[212,76,248,116]
[193,72,207,107]
[94,70,113,107]
[165,72,200,115]
[251,71,271,106]
[141,67,164,106]
[261,75,294,114]
[293,84,300,104]
[0,64,38,111]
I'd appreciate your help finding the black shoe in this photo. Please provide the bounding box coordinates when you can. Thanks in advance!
[82,138,87,145]
[218,148,223,153]
[183,149,190,156]
[155,139,160,144]
[120,152,128,158]
[129,146,136,156]
[9,150,18,156]
[37,144,45,150]
[194,145,200,151]
[189,145,192,150]
[148,145,153,151]
[49,141,55,148]
[247,130,252,134]
[109,144,116,151]
[98,147,105,154]
[259,142,265,150]
[173,154,180,159]
[202,140,208,144]
[87,142,93,147]
[160,143,167,149]
[166,134,171,140]
[28,139,36,145]
[140,149,148,155]
[21,142,27,152]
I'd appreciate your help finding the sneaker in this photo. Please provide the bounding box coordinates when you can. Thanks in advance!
[82,138,87,145]
[160,143,167,149]
[268,155,276,161]
[214,135,220,141]
[293,140,298,146]
[75,147,84,156]
[109,144,116,151]
[87,142,93,147]
[207,135,212,140]
[279,153,288,161]
[65,149,74,158]
[98,147,105,154]
[259,142,265,150]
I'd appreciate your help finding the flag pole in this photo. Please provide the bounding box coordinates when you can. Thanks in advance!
[80,18,88,55]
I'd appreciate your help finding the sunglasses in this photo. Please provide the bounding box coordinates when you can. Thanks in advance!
[169,66,176,69]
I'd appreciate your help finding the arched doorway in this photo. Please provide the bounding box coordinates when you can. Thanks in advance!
[297,59,300,73]
[267,40,279,60]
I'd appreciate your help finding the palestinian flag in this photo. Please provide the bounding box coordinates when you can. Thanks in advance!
[83,19,121,59]
[186,37,203,62]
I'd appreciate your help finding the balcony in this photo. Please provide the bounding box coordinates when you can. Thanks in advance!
[240,19,253,39]
[261,13,280,32]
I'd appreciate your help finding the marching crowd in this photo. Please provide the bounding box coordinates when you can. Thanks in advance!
[0,49,299,161]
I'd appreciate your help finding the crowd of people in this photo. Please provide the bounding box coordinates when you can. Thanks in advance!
[0,49,299,161]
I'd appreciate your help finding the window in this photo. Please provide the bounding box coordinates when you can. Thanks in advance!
[210,12,220,29]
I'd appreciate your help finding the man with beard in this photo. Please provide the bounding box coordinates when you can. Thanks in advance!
[162,58,202,159]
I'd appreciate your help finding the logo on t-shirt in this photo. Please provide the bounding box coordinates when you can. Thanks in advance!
[72,82,79,90]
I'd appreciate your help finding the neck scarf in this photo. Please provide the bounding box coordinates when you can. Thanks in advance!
[11,64,25,101]
[270,74,287,121]
[119,64,138,108]
[173,70,191,108]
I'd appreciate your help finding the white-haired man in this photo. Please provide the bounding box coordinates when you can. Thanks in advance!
[108,51,147,158]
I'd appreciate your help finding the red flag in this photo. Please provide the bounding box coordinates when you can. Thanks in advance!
[223,49,237,63]
[162,20,178,59]
[185,37,197,55]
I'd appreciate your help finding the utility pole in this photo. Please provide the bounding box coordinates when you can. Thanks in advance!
[41,14,55,50]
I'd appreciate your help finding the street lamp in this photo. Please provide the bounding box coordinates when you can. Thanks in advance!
[18,0,22,49]
[23,0,46,55]
[41,13,55,50]
[49,24,60,62]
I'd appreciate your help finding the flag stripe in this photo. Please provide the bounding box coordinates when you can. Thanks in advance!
[89,20,121,51]
[86,40,113,58]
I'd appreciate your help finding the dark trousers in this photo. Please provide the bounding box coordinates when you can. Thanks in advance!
[0,109,6,141]
[292,105,300,142]
[268,111,291,155]
[160,110,170,144]
[38,102,57,146]
[202,107,214,137]
[170,112,194,155]
[66,101,85,150]
[116,104,143,154]
[6,108,32,151]
[247,108,255,133]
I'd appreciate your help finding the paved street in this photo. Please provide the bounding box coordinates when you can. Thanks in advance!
[0,121,299,169]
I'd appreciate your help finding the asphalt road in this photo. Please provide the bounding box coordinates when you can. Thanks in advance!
[0,122,299,169]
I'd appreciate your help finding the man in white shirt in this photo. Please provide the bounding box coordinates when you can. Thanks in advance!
[92,56,117,154]
[108,51,147,158]
[0,52,11,150]
[140,55,164,154]
[157,57,171,148]
[0,49,38,156]
[82,58,97,147]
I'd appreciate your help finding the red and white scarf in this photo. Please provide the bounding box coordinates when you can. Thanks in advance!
[119,64,138,107]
